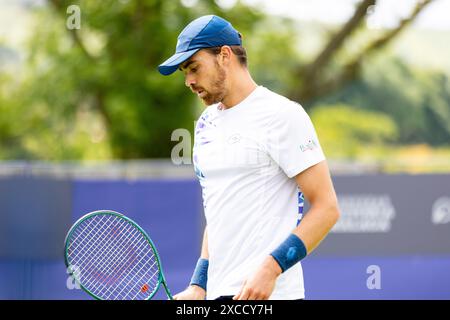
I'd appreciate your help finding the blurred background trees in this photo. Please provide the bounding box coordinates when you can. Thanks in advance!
[0,0,449,171]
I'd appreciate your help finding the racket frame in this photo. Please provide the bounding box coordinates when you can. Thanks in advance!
[64,210,173,300]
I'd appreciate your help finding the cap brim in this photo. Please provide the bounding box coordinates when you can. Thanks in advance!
[158,48,201,76]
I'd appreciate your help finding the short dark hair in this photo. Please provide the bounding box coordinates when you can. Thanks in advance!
[204,46,248,67]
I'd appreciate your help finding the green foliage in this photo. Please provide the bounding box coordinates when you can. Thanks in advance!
[0,0,267,160]
[246,16,303,96]
[311,104,398,159]
[0,1,449,163]
[0,74,27,159]
[312,56,450,146]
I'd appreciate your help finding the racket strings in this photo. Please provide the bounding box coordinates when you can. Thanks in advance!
[73,219,156,299]
[70,216,121,273]
[73,218,138,290]
[101,231,156,299]
[66,214,161,300]
[76,218,136,281]
[68,216,132,293]
[85,221,155,296]
[70,217,132,288]
[108,253,158,300]
[68,215,109,261]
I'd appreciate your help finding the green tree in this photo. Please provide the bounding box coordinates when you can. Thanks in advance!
[13,0,263,159]
[313,57,450,146]
[311,104,398,158]
[0,0,444,161]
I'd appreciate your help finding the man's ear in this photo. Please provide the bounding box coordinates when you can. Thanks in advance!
[219,46,233,66]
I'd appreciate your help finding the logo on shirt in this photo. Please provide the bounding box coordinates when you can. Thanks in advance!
[228,133,242,145]
[299,139,318,152]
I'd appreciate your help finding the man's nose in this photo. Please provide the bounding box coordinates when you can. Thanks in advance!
[185,74,196,88]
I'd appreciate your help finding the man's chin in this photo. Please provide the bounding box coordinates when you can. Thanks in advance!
[199,98,209,106]
[199,97,217,106]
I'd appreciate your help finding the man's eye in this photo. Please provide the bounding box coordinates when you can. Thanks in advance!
[191,68,197,73]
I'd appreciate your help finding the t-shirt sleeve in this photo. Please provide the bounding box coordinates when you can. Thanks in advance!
[266,101,326,178]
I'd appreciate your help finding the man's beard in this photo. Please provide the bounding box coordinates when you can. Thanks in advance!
[200,63,227,106]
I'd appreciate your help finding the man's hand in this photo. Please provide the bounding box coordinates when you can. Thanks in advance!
[233,256,282,300]
[173,285,206,300]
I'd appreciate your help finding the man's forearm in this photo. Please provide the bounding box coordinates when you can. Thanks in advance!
[200,227,209,259]
[293,202,340,254]
[188,227,209,293]
[267,203,339,277]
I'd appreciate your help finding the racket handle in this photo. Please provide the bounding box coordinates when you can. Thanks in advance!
[162,280,173,300]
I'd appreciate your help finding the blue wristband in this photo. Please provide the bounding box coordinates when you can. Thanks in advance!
[270,234,307,273]
[189,258,209,291]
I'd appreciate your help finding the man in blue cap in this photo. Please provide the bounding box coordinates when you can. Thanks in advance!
[159,15,340,300]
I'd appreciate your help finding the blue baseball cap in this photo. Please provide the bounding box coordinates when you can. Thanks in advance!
[158,15,242,76]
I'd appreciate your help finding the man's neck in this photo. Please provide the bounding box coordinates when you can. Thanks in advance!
[221,69,258,109]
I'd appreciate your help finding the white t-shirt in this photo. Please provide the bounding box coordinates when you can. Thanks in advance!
[193,86,325,300]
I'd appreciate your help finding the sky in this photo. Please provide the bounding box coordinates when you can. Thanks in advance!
[2,0,450,34]
[220,0,450,31]
[1,0,450,50]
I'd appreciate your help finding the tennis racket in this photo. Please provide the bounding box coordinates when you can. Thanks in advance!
[64,210,173,300]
